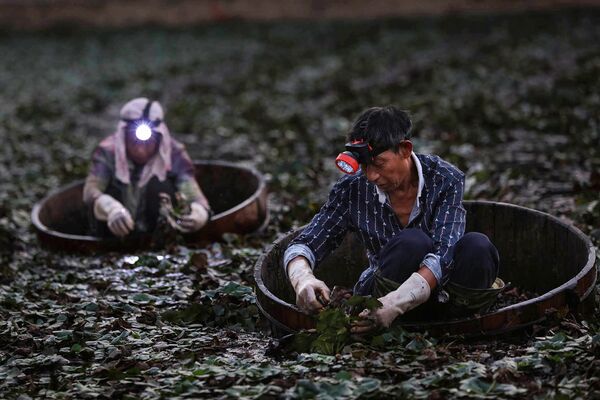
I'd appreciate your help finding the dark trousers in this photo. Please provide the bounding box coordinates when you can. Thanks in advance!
[88,175,177,237]
[356,229,499,296]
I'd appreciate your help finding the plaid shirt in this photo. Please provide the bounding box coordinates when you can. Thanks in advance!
[284,153,466,287]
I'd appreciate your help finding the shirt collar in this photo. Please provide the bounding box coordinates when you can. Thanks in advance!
[373,151,424,205]
[411,152,424,199]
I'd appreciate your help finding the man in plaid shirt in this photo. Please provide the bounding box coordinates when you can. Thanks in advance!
[283,106,500,332]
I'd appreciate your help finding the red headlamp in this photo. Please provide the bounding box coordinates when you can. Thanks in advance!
[335,140,373,175]
[335,152,360,174]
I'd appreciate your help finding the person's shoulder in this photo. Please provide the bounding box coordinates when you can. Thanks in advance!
[170,137,186,152]
[93,136,115,159]
[334,171,365,189]
[97,135,115,151]
[170,138,195,162]
[417,153,464,183]
[326,172,364,198]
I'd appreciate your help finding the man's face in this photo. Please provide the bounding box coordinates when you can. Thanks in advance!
[362,141,413,192]
[125,124,160,165]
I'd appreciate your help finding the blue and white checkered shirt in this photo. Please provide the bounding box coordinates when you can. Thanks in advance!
[284,152,466,287]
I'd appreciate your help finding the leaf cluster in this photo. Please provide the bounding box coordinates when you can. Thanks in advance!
[161,281,258,331]
[288,288,383,355]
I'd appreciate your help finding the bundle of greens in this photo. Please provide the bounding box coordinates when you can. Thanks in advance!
[158,192,192,232]
[288,287,383,355]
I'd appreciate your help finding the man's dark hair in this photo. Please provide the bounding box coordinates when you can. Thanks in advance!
[347,106,412,154]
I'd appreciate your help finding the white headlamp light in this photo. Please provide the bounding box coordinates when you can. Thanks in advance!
[121,99,162,142]
[135,123,153,141]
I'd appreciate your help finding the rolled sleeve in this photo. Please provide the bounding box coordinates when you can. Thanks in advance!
[421,253,442,284]
[283,244,316,274]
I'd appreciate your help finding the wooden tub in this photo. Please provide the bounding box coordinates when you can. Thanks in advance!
[254,201,597,337]
[31,160,268,253]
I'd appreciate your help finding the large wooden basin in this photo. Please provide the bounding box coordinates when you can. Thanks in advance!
[31,160,268,253]
[255,201,597,337]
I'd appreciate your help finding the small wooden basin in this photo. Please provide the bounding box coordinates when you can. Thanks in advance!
[254,201,597,337]
[31,160,268,253]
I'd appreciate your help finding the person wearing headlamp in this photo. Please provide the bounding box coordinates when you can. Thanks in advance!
[83,97,211,238]
[284,106,501,333]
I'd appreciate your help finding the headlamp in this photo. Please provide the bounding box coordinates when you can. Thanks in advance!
[122,99,162,142]
[335,140,374,175]
[135,123,153,141]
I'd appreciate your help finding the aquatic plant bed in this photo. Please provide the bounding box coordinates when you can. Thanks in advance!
[1,8,599,399]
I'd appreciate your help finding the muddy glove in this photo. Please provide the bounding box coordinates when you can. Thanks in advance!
[352,272,430,333]
[177,202,210,233]
[288,257,331,314]
[93,194,134,237]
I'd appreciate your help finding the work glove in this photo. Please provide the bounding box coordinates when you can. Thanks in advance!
[177,202,210,233]
[351,272,430,333]
[288,257,331,314]
[93,194,134,238]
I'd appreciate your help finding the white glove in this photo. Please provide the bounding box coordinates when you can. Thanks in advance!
[93,194,134,237]
[352,272,431,333]
[288,257,331,314]
[177,202,209,233]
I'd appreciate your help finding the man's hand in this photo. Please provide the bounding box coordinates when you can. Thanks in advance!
[107,207,134,237]
[94,194,134,237]
[288,256,331,314]
[177,202,210,233]
[351,272,431,334]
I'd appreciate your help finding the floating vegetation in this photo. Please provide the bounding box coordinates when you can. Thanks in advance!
[0,8,599,399]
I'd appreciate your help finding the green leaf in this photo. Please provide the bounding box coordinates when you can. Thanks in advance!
[132,293,155,303]
[459,377,495,395]
[447,361,487,379]
[346,295,366,307]
[335,370,352,381]
[161,303,210,324]
[133,255,160,268]
[221,282,253,297]
[493,383,527,396]
[294,379,320,398]
[356,378,381,394]
[84,302,99,312]
[292,332,317,354]
[363,297,383,311]
[405,336,434,352]
[54,330,73,341]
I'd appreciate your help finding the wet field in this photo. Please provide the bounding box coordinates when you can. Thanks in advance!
[0,9,599,399]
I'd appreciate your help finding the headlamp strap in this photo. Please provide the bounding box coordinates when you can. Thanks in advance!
[142,100,162,126]
[142,100,153,120]
[121,99,162,127]
[350,139,373,151]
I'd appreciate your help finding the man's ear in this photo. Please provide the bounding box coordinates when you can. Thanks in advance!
[399,140,413,157]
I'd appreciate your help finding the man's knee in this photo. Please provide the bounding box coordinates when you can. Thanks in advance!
[456,232,495,253]
[378,229,433,282]
[452,232,499,288]
[380,229,433,259]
